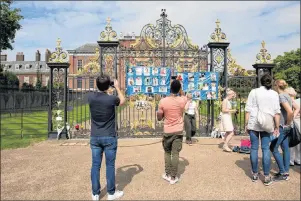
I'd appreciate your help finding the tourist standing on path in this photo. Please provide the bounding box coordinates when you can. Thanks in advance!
[157,80,187,185]
[272,79,294,181]
[245,74,281,186]
[184,93,198,145]
[285,87,300,166]
[88,74,126,201]
[220,89,237,152]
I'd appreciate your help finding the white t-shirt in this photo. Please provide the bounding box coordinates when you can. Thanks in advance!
[186,101,197,115]
[245,86,281,131]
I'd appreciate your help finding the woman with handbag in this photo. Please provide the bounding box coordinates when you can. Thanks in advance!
[285,87,300,166]
[245,74,281,186]
[272,79,294,181]
[220,89,237,152]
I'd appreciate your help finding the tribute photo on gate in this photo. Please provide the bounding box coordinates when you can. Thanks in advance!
[126,66,171,95]
[175,72,219,100]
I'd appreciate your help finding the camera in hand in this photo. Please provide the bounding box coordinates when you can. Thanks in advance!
[110,80,115,88]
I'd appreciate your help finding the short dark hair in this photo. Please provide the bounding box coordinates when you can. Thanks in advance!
[96,74,111,91]
[260,73,273,90]
[170,80,182,94]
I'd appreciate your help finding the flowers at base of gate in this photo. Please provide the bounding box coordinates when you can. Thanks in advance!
[75,124,80,130]
[81,125,84,129]
[56,109,62,116]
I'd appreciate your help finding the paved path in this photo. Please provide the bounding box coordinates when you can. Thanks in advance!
[1,137,300,200]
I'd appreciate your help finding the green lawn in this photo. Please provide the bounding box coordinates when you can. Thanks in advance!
[1,103,127,150]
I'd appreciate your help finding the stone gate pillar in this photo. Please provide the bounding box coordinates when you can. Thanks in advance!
[97,17,119,79]
[207,19,230,132]
[47,38,70,139]
[252,41,275,87]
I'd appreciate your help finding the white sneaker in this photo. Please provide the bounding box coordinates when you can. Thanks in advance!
[107,190,124,200]
[92,194,99,201]
[162,173,171,182]
[169,177,179,185]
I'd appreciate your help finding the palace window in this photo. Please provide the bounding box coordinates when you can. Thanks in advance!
[77,60,83,71]
[15,64,20,70]
[25,64,30,70]
[24,76,29,84]
[89,79,94,89]
[184,64,189,72]
[45,76,49,86]
[77,77,82,89]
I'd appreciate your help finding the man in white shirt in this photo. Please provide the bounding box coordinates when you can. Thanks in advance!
[184,93,198,145]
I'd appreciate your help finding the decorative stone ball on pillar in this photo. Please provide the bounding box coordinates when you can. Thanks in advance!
[252,41,275,88]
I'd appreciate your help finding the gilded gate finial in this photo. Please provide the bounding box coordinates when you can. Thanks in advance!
[255,40,272,64]
[99,17,118,41]
[49,38,68,63]
[215,19,220,28]
[209,19,227,43]
[56,38,61,48]
[106,17,111,25]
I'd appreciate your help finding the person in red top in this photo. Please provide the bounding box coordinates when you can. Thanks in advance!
[157,79,188,184]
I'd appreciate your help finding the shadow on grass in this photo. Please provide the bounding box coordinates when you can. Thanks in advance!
[99,164,143,199]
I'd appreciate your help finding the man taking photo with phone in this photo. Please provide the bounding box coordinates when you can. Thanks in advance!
[157,79,188,185]
[88,74,125,200]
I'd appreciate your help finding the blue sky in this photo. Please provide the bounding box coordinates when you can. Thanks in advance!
[4,1,300,69]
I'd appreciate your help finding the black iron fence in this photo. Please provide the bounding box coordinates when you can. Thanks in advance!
[0,89,49,140]
[1,75,254,139]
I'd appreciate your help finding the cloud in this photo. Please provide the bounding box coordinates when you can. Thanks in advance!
[4,1,300,70]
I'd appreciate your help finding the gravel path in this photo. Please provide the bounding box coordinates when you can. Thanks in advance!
[1,137,300,200]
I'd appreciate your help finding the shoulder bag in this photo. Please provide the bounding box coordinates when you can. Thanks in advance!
[255,89,275,133]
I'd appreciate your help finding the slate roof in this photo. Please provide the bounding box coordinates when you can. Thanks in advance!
[1,61,50,74]
[67,43,98,54]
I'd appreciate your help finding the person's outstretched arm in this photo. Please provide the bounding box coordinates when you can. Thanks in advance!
[114,80,126,106]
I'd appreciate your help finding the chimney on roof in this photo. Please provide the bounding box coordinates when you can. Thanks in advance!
[16,52,24,61]
[35,50,41,61]
[45,49,51,62]
[0,54,7,61]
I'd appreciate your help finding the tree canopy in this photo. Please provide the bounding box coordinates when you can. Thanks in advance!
[273,48,301,93]
[0,0,23,50]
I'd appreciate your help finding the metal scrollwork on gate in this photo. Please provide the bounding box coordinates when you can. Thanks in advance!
[255,41,272,64]
[99,17,118,42]
[212,48,225,72]
[209,19,227,43]
[49,38,68,63]
[52,67,66,138]
[140,15,199,50]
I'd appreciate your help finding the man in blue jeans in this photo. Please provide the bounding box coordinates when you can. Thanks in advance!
[88,74,125,201]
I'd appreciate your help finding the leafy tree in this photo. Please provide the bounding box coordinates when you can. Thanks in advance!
[274,66,300,93]
[5,71,19,88]
[36,79,42,90]
[273,48,301,93]
[35,68,42,90]
[0,70,19,89]
[21,82,34,91]
[0,0,23,50]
